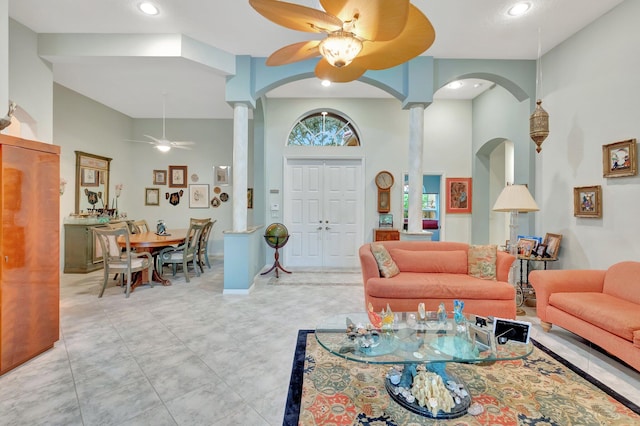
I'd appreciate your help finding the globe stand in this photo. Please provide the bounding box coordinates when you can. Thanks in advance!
[261,235,291,278]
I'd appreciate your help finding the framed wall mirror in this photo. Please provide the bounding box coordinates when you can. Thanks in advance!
[75,151,112,214]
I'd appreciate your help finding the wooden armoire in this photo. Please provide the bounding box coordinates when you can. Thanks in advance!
[0,134,60,375]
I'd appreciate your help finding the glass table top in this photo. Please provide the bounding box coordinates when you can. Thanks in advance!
[315,312,533,365]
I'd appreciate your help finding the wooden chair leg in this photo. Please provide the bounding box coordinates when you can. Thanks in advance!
[540,321,553,332]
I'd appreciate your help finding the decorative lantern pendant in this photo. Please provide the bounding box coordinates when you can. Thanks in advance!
[530,99,549,153]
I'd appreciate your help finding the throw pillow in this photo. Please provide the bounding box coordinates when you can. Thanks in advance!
[371,243,400,278]
[468,244,497,280]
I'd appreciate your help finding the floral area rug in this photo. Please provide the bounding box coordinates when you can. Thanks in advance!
[284,330,640,426]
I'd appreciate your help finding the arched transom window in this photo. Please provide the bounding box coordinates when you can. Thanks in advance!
[288,111,360,146]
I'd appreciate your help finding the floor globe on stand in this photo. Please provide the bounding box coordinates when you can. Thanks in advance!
[261,223,291,278]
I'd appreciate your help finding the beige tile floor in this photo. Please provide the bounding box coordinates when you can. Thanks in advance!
[0,258,638,425]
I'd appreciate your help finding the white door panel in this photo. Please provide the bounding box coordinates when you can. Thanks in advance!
[284,159,363,269]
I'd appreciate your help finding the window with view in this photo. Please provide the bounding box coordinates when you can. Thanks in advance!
[288,111,360,147]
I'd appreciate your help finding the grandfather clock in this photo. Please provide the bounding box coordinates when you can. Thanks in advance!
[375,170,394,213]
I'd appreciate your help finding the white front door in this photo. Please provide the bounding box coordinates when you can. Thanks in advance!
[284,158,363,269]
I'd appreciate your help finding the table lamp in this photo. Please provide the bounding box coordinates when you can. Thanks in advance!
[492,184,539,315]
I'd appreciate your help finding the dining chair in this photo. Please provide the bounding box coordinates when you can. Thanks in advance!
[107,221,133,281]
[133,219,150,234]
[197,219,216,272]
[93,227,153,298]
[189,217,211,226]
[156,223,204,283]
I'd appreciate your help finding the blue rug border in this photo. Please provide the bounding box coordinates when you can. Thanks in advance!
[283,331,640,425]
[283,329,313,426]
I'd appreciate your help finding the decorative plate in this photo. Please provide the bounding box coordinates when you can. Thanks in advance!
[220,192,229,202]
[211,197,221,208]
[191,173,199,182]
[213,186,221,194]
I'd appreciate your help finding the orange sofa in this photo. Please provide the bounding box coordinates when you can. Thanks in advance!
[359,241,516,319]
[530,261,640,372]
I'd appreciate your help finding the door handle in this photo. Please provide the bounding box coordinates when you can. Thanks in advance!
[325,226,331,230]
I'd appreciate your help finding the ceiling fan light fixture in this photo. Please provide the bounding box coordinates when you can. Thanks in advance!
[138,2,159,16]
[155,144,171,153]
[318,31,363,68]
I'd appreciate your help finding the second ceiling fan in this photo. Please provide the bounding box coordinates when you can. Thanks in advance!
[127,94,195,152]
[249,0,436,82]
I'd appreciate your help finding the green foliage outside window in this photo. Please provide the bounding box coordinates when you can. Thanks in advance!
[288,112,360,146]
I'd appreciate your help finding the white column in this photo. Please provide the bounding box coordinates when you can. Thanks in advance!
[232,103,248,232]
[408,105,425,233]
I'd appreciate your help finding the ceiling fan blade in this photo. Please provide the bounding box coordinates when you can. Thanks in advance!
[266,40,321,66]
[356,5,435,70]
[172,145,192,150]
[170,141,196,146]
[126,139,156,145]
[249,0,342,34]
[315,58,366,82]
[144,134,162,143]
[320,0,410,41]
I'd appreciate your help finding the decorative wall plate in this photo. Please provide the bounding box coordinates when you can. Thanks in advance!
[211,197,221,208]
[220,192,229,202]
[191,173,199,182]
[213,186,221,194]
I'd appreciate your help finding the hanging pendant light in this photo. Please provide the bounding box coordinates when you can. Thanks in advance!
[530,99,549,153]
[530,28,549,153]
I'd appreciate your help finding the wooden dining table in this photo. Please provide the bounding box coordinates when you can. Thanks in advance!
[117,228,187,288]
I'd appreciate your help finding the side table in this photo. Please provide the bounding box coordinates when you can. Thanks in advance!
[517,256,558,306]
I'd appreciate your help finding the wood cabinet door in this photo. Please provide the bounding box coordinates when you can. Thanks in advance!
[0,143,60,374]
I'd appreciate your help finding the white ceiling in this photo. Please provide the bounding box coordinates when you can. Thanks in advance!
[9,0,624,119]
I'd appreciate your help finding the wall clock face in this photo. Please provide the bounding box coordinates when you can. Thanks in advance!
[375,171,394,189]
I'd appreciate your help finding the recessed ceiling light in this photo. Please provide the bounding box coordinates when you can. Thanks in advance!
[447,81,463,89]
[321,80,331,87]
[508,2,531,17]
[138,2,159,16]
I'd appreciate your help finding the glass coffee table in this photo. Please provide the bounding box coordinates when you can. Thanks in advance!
[315,312,533,419]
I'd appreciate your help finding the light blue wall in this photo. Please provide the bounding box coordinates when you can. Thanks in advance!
[535,0,640,269]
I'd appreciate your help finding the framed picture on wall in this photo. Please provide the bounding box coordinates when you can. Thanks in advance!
[189,184,209,208]
[573,185,602,218]
[153,169,167,185]
[602,139,637,178]
[169,165,188,188]
[247,188,253,209]
[81,168,98,187]
[445,177,472,214]
[145,188,160,206]
[214,166,231,186]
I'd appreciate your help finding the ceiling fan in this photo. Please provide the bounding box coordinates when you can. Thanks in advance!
[249,0,436,83]
[127,94,195,152]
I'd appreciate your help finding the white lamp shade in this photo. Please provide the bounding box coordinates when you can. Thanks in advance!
[492,184,539,212]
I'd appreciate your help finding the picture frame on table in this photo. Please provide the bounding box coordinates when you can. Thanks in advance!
[602,139,637,178]
[189,184,210,209]
[153,169,167,185]
[534,243,548,258]
[573,185,602,218]
[379,213,393,228]
[168,165,188,188]
[145,188,160,206]
[81,168,98,187]
[543,233,563,259]
[445,177,472,214]
[214,166,231,186]
[517,238,538,257]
